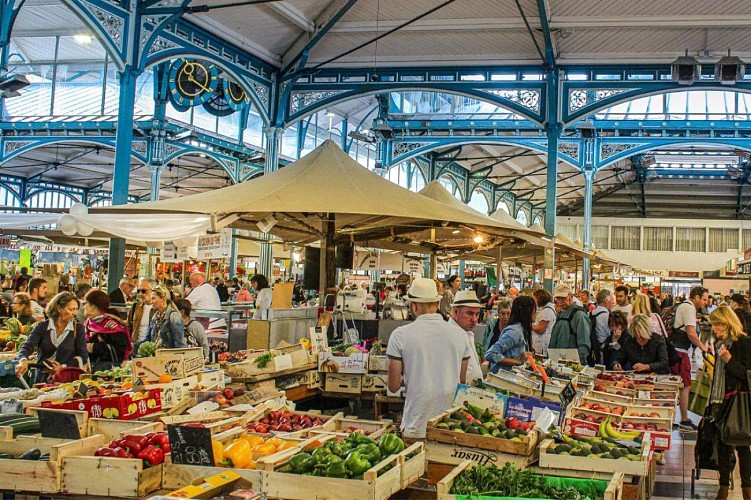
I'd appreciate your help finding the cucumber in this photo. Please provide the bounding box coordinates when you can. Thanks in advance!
[0,413,30,424]
[11,420,40,436]
[0,453,14,459]
[0,417,37,428]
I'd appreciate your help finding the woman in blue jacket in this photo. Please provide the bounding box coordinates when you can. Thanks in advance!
[485,296,535,372]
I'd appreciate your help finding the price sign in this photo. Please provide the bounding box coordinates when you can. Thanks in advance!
[559,381,577,409]
[37,409,81,439]
[167,424,214,466]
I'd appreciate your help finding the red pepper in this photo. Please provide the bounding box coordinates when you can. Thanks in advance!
[137,445,165,466]
[108,438,125,449]
[112,447,134,458]
[150,433,171,452]
[122,439,144,455]
[122,435,150,448]
[94,447,117,457]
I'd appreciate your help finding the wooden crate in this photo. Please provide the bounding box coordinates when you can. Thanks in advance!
[538,438,651,477]
[426,407,539,456]
[400,442,426,489]
[159,410,233,426]
[425,440,539,468]
[305,416,393,441]
[61,456,163,498]
[161,463,262,490]
[437,460,624,500]
[261,446,404,500]
[87,417,163,442]
[0,434,104,494]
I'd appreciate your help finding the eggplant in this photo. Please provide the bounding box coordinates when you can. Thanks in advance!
[18,448,41,460]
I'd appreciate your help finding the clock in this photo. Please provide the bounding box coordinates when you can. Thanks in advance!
[168,59,220,108]
[202,80,235,117]
[224,80,249,111]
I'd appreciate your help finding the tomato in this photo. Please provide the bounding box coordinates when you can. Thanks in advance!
[278,423,292,432]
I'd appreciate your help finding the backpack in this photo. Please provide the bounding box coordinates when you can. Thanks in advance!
[587,310,608,366]
[184,320,199,348]
[554,305,591,358]
[659,302,692,350]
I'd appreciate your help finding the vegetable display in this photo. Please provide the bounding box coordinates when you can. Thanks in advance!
[93,432,170,467]
[433,403,535,438]
[449,462,603,499]
[211,435,297,469]
[253,353,275,369]
[245,410,325,434]
[283,432,404,478]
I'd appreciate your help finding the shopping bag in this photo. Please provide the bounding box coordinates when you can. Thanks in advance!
[696,406,733,471]
[716,371,751,446]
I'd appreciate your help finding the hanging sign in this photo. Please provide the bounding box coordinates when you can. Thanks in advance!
[354,251,380,270]
[406,259,423,274]
[197,229,232,260]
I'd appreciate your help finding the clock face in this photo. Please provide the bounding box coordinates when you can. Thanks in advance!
[225,81,249,111]
[168,59,220,107]
[203,81,235,117]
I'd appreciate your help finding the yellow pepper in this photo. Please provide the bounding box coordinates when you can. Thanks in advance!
[211,440,225,466]
[223,439,252,468]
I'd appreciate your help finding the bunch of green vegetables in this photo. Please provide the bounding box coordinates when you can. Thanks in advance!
[449,462,601,500]
[253,352,275,368]
[286,432,404,479]
[137,341,157,358]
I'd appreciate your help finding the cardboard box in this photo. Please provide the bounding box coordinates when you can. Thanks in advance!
[133,348,204,382]
[362,373,388,392]
[43,389,162,420]
[318,351,369,374]
[368,355,389,372]
[303,370,322,389]
[197,369,225,389]
[453,384,508,416]
[504,396,562,423]
[324,373,362,394]
[225,345,312,379]
[247,321,271,351]
[150,375,199,409]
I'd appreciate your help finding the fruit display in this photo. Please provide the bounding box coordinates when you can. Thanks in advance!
[577,401,624,415]
[93,432,170,466]
[432,402,535,439]
[198,388,246,409]
[545,433,644,461]
[90,368,131,381]
[447,461,606,499]
[245,410,327,435]
[282,432,404,478]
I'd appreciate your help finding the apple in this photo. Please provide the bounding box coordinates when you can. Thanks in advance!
[223,388,234,399]
[622,422,635,430]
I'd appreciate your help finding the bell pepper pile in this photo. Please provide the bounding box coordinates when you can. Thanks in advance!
[286,432,405,479]
[93,432,170,467]
[211,435,298,470]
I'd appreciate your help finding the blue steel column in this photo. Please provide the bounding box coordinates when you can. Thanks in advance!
[258,126,283,279]
[543,67,560,293]
[581,139,596,288]
[107,68,138,292]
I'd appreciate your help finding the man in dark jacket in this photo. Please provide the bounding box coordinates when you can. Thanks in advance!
[548,284,591,364]
[730,293,751,335]
[612,313,669,374]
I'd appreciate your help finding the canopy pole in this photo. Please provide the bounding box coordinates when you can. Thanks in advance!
[574,258,579,291]
[429,253,437,278]
[319,213,336,296]
[495,245,503,291]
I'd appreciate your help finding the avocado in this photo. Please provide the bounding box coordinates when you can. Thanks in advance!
[627,446,640,455]
[466,426,480,434]
[610,449,623,459]
[477,427,489,436]
[600,453,613,459]
[555,444,572,454]
[559,451,571,455]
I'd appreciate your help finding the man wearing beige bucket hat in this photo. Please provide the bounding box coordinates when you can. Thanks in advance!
[449,290,484,384]
[387,278,472,439]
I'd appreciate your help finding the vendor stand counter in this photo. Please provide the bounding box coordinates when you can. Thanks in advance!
[244,307,318,351]
[330,314,487,343]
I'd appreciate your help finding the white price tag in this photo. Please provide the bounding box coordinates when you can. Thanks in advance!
[535,407,557,433]
[274,354,293,371]
[638,390,651,399]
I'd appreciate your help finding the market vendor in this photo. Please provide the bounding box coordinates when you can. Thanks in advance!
[250,274,272,320]
[15,291,88,383]
[83,289,133,368]
[10,292,36,326]
[612,313,669,374]
[449,290,484,384]
[387,277,471,439]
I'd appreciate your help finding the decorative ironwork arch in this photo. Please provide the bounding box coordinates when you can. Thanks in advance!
[0,137,148,165]
[597,138,751,170]
[162,149,238,183]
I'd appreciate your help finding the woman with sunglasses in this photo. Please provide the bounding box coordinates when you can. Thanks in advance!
[147,287,186,348]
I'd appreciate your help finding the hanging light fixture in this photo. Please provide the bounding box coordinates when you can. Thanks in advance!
[715,50,746,85]
[671,50,701,85]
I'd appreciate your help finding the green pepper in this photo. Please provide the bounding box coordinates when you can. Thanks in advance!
[326,440,353,457]
[355,443,381,464]
[344,451,371,476]
[345,432,376,447]
[324,460,348,478]
[378,434,405,456]
[320,454,342,466]
[312,446,332,464]
[289,453,316,474]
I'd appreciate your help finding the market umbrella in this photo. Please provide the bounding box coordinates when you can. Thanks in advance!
[89,140,538,290]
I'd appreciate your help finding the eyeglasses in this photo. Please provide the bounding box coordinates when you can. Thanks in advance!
[138,289,151,294]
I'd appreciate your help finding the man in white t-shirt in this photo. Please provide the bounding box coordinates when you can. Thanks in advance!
[186,273,226,330]
[449,290,484,384]
[672,286,709,431]
[387,278,471,439]
[611,285,632,316]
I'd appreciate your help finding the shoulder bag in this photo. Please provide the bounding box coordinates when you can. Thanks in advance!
[716,369,751,446]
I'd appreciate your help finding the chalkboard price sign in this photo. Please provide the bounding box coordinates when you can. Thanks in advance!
[559,382,577,409]
[38,410,81,440]
[167,424,214,466]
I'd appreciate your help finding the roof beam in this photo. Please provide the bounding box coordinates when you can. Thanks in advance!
[281,0,360,74]
[330,18,532,33]
[268,2,315,32]
[536,0,556,68]
[550,15,751,29]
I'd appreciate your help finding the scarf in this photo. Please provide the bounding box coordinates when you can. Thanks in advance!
[710,338,732,407]
[86,313,133,361]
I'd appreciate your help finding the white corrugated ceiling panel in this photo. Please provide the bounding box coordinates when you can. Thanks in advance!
[550,0,751,17]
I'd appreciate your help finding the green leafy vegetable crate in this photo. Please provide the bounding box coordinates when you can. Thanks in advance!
[437,460,624,500]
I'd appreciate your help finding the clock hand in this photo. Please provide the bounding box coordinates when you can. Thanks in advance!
[186,74,212,93]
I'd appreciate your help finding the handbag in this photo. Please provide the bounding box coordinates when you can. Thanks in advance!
[696,405,734,471]
[716,370,751,446]
[90,342,120,372]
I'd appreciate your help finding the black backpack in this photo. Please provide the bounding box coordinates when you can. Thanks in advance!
[587,310,608,366]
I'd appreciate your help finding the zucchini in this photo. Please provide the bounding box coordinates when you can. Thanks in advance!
[0,453,14,459]
[0,413,29,423]
[11,420,40,436]
[0,416,37,427]
[18,448,41,460]
[38,453,50,462]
